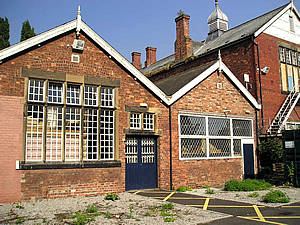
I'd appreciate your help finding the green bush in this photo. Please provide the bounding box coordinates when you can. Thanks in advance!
[224,179,271,191]
[176,186,191,192]
[262,190,290,203]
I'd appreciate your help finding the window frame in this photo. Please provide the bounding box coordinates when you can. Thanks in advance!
[178,114,253,160]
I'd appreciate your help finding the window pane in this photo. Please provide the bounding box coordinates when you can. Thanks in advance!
[83,108,98,160]
[125,137,138,163]
[130,113,141,129]
[48,82,63,104]
[84,85,98,106]
[292,51,297,66]
[286,49,292,64]
[279,47,285,62]
[208,118,230,136]
[232,119,252,137]
[65,107,81,161]
[26,105,44,161]
[180,115,206,135]
[28,80,44,102]
[46,106,63,161]
[209,139,231,157]
[67,84,81,105]
[143,113,154,131]
[181,138,207,158]
[233,139,242,156]
[101,87,114,107]
[100,110,114,160]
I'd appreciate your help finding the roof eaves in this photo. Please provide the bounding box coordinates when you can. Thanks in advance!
[0,20,77,61]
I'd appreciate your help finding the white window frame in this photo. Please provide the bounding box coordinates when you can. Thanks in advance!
[130,113,142,130]
[101,87,114,108]
[84,85,98,107]
[143,113,154,131]
[178,114,253,160]
[66,84,81,105]
[47,81,64,104]
[28,79,45,103]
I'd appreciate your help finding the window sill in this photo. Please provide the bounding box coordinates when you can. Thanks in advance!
[18,160,121,170]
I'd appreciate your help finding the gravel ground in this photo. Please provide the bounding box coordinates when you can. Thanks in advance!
[0,192,229,225]
[187,186,300,207]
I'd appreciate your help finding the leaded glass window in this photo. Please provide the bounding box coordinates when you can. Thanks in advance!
[208,117,230,136]
[232,119,252,137]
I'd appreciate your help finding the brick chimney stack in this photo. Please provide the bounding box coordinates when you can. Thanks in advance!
[174,14,192,63]
[131,52,142,70]
[145,47,157,68]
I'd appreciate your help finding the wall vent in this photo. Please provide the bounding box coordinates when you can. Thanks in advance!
[72,39,85,50]
[217,83,222,89]
[71,54,80,63]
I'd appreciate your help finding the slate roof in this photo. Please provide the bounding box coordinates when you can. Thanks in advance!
[141,3,289,75]
[154,60,216,96]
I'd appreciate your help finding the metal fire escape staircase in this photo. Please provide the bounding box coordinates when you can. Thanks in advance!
[268,87,300,134]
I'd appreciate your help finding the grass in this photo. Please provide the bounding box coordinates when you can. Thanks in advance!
[104,193,119,201]
[161,203,176,222]
[224,179,271,191]
[15,217,25,224]
[248,192,259,198]
[262,190,290,203]
[176,186,192,192]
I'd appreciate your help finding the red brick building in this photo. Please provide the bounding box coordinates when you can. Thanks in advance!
[0,7,260,203]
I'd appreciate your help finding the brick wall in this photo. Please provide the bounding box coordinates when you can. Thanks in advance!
[0,96,23,203]
[170,71,256,188]
[0,30,170,202]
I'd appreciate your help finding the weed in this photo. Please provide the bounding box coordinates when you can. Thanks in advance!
[224,179,271,191]
[176,186,192,192]
[129,206,134,219]
[150,205,158,211]
[205,187,215,194]
[14,202,24,209]
[136,202,139,206]
[164,217,175,222]
[262,190,290,203]
[74,211,88,225]
[42,218,47,223]
[87,205,97,213]
[105,211,112,219]
[235,194,240,197]
[135,218,141,221]
[144,212,151,216]
[162,203,174,211]
[104,193,119,201]
[248,192,259,198]
[15,217,25,224]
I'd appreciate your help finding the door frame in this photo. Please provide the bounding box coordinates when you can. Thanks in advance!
[241,139,255,177]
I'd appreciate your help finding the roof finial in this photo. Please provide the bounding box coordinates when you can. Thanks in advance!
[76,5,81,37]
[215,0,219,8]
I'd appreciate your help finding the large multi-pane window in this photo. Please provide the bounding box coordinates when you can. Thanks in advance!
[179,114,253,160]
[279,47,300,92]
[25,79,115,162]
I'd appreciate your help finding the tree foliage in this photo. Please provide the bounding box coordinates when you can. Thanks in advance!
[0,17,10,50]
[259,138,283,165]
[20,20,36,42]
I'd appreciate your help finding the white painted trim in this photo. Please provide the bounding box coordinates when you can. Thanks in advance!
[0,20,77,61]
[254,3,297,37]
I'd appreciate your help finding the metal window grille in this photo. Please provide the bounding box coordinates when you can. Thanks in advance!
[209,139,231,157]
[28,80,44,102]
[125,137,138,163]
[46,106,63,161]
[100,110,114,160]
[26,105,44,161]
[180,115,206,135]
[143,113,154,130]
[292,52,297,66]
[65,107,81,161]
[181,138,207,158]
[130,113,141,129]
[83,108,98,160]
[279,47,285,62]
[232,119,252,137]
[286,49,292,64]
[208,117,230,136]
[233,139,242,156]
[101,87,114,108]
[141,138,155,163]
[66,84,81,105]
[48,82,63,104]
[84,85,98,106]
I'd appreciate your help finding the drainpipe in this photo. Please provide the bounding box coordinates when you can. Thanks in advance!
[255,110,260,176]
[169,105,173,190]
[253,40,264,128]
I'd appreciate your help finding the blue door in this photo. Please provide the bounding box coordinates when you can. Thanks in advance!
[243,144,255,178]
[125,136,158,191]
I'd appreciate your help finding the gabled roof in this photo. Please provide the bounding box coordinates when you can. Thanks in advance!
[0,15,170,105]
[142,2,298,75]
[155,58,261,109]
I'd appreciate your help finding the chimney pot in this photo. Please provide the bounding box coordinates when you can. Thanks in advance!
[131,52,142,70]
[145,47,157,68]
